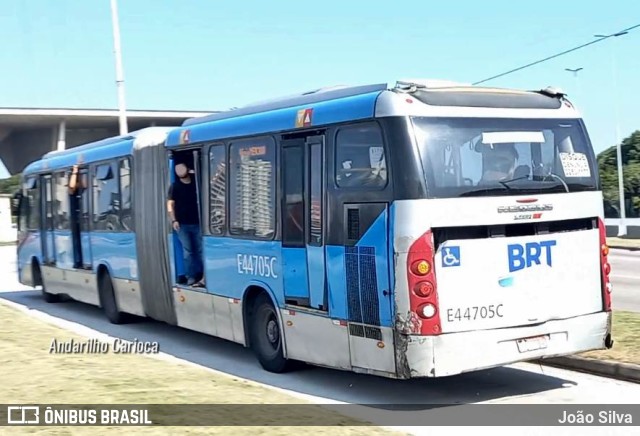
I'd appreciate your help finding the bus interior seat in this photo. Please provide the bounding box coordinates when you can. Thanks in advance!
[513,164,530,179]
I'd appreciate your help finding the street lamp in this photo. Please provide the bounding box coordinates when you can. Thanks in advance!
[110,0,128,135]
[595,31,628,236]
[564,67,583,103]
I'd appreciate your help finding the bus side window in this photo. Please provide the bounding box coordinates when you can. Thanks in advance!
[119,158,133,231]
[335,123,387,189]
[25,177,40,231]
[229,137,276,239]
[54,171,70,231]
[93,161,121,231]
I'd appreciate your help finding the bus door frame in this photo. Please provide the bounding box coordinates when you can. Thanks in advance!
[40,174,56,265]
[280,133,328,310]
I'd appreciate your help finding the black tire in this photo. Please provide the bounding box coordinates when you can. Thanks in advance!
[34,262,60,303]
[99,272,128,324]
[250,293,291,373]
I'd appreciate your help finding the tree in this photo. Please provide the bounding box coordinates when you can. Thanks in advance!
[0,173,21,195]
[597,130,640,217]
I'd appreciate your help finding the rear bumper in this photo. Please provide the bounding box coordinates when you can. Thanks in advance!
[403,311,611,378]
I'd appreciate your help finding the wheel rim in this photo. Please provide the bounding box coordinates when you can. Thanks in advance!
[265,313,279,350]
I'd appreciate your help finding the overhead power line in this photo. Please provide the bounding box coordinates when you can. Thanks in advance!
[473,23,640,85]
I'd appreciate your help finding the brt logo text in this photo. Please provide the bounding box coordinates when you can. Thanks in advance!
[507,240,557,273]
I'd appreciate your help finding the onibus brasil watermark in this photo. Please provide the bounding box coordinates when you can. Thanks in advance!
[49,338,159,354]
[6,406,151,425]
[3,404,637,426]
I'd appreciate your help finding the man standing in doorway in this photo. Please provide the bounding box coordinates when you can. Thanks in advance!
[68,165,84,269]
[167,163,205,287]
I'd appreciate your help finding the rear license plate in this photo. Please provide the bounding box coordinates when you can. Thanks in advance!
[516,334,549,353]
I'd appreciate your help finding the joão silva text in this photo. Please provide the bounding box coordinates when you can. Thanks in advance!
[42,407,152,425]
[559,410,633,424]
[49,338,159,354]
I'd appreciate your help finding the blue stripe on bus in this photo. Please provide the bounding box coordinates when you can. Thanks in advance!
[53,230,74,270]
[387,202,397,313]
[166,91,381,147]
[282,247,309,300]
[202,236,284,304]
[23,140,134,175]
[90,232,138,280]
[355,207,392,327]
[325,245,349,320]
[306,245,327,310]
[18,232,42,269]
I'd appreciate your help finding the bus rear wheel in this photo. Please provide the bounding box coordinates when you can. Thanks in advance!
[34,262,60,303]
[250,294,291,373]
[99,272,128,325]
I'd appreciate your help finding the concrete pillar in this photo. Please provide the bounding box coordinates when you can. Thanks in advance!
[57,120,66,151]
[0,127,12,143]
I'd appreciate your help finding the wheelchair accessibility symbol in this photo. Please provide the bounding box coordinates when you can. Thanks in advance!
[441,246,461,267]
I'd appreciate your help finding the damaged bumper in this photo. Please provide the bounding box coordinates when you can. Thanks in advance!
[398,311,611,378]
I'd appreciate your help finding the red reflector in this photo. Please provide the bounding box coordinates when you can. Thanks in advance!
[414,281,434,298]
[604,263,611,275]
[516,198,538,204]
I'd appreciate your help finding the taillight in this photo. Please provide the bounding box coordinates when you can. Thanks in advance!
[598,218,612,311]
[406,229,442,335]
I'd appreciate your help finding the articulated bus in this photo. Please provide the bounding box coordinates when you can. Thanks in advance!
[14,80,613,378]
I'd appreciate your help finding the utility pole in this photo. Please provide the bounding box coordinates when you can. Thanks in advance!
[595,31,629,236]
[110,0,128,135]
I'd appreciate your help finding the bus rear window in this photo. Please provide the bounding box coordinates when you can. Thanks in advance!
[412,117,598,198]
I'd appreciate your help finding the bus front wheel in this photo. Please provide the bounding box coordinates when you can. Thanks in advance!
[250,294,291,373]
[34,262,60,303]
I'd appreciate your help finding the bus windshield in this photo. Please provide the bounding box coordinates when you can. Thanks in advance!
[412,117,599,198]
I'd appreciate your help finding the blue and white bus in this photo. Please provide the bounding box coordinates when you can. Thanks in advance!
[14,80,614,378]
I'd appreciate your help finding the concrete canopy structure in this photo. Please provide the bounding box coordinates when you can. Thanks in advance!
[0,107,214,175]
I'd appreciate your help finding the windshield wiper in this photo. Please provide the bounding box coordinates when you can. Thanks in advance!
[497,175,529,189]
[458,185,511,197]
[460,175,528,196]
[501,173,570,193]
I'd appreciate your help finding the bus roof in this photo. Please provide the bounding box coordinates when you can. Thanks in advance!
[166,80,578,148]
[166,85,385,147]
[23,127,173,175]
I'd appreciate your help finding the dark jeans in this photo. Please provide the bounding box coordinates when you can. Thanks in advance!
[177,224,203,282]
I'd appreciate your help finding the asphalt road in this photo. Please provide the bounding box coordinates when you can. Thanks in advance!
[1,246,639,435]
[610,249,640,312]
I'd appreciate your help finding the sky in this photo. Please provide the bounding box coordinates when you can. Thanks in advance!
[0,0,638,178]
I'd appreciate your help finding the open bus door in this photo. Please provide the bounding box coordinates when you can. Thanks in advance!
[168,149,203,286]
[69,166,92,269]
[168,156,187,284]
[11,189,24,245]
[40,175,56,265]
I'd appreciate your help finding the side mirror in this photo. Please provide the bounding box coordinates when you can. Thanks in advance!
[10,191,23,218]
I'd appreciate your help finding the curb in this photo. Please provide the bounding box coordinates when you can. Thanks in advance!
[537,355,640,384]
